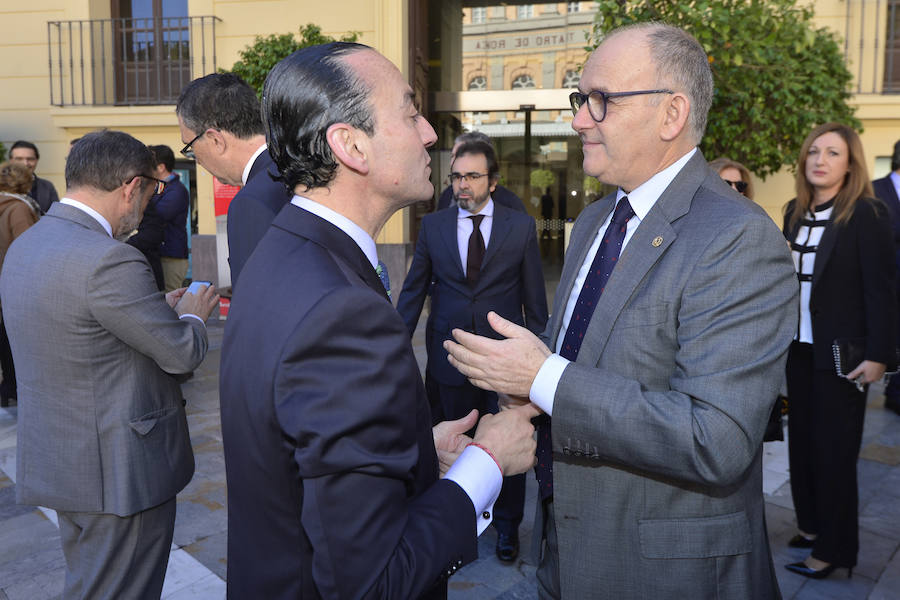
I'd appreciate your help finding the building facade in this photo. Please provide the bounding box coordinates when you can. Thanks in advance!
[1,1,899,283]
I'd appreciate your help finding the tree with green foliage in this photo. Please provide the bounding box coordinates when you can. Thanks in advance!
[227,24,359,95]
[590,0,860,178]
[0,141,6,161]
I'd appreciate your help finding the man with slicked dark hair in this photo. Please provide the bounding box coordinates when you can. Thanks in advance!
[219,42,540,599]
[9,140,59,213]
[176,72,292,287]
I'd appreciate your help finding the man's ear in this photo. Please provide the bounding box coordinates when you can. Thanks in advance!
[326,123,369,175]
[489,176,498,193]
[207,128,229,156]
[660,93,691,142]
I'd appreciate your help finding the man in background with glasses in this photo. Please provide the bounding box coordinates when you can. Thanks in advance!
[436,131,527,213]
[176,73,292,288]
[446,23,796,599]
[397,138,548,564]
[0,129,219,598]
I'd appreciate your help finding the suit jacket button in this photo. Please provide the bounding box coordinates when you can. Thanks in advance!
[482,511,490,519]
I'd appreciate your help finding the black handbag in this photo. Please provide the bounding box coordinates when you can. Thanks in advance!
[832,337,899,377]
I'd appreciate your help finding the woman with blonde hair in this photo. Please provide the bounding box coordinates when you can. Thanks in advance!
[708,156,754,200]
[0,161,40,405]
[782,123,896,579]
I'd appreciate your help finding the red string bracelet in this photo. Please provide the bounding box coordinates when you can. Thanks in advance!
[467,442,503,477]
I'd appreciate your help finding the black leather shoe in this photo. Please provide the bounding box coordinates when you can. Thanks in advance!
[495,531,519,563]
[787,534,815,548]
[785,561,852,579]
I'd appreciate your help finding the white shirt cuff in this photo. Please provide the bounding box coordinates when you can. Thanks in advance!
[179,313,207,328]
[529,354,569,416]
[443,445,502,535]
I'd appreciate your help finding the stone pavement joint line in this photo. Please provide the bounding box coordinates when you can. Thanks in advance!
[1,318,900,599]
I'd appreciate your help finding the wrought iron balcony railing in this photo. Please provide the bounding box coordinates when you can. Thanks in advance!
[48,15,221,107]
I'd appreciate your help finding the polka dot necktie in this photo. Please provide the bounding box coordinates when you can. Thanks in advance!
[375,260,391,299]
[535,197,635,500]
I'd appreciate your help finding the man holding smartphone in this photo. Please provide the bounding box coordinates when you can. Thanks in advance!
[0,130,219,599]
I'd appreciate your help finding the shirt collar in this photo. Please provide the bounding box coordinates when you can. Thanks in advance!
[291,195,378,269]
[890,171,900,192]
[615,147,697,221]
[60,197,113,237]
[242,144,268,187]
[457,197,495,219]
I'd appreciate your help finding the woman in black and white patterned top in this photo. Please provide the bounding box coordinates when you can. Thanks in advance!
[782,123,896,580]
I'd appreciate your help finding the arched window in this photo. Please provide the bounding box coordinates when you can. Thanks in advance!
[512,74,536,89]
[468,76,487,90]
[562,70,580,88]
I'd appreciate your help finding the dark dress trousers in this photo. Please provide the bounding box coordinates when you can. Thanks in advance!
[226,150,293,287]
[437,184,527,212]
[783,197,897,567]
[219,204,478,599]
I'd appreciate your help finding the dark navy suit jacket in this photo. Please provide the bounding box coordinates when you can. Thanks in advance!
[219,204,477,599]
[873,174,900,274]
[397,203,548,386]
[226,149,292,287]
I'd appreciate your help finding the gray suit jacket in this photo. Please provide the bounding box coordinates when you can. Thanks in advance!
[545,152,797,599]
[0,203,207,516]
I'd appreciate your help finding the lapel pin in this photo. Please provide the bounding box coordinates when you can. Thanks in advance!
[652,236,663,247]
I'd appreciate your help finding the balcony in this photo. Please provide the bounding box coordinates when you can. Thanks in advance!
[47,16,221,107]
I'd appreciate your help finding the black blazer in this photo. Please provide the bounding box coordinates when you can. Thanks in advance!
[783,196,897,369]
[872,175,900,274]
[226,150,293,287]
[220,204,477,599]
[396,204,548,386]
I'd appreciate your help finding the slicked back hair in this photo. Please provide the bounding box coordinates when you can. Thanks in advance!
[176,73,264,139]
[261,42,376,192]
[65,130,155,193]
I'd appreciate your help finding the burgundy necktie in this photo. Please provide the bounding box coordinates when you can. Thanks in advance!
[535,197,635,500]
[466,214,485,287]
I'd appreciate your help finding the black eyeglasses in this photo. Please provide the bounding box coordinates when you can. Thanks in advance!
[569,89,674,122]
[129,174,167,195]
[724,179,749,194]
[180,130,205,159]
[450,172,489,184]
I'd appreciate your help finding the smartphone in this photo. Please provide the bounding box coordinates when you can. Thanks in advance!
[186,280,211,295]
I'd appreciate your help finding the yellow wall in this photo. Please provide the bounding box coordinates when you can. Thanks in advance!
[2,0,898,235]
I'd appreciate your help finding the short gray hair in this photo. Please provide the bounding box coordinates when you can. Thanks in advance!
[609,23,713,145]
[65,130,155,193]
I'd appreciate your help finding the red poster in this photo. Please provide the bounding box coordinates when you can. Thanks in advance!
[213,178,241,216]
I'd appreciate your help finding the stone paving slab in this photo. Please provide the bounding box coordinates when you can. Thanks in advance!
[2,314,900,599]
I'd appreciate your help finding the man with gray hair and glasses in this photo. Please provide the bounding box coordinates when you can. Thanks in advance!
[176,73,292,287]
[446,23,796,599]
[0,129,218,598]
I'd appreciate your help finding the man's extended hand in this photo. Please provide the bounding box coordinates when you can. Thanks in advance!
[472,403,541,476]
[444,311,551,397]
[433,409,478,476]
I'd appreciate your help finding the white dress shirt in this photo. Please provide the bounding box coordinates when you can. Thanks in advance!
[242,144,269,187]
[292,195,502,534]
[529,148,697,415]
